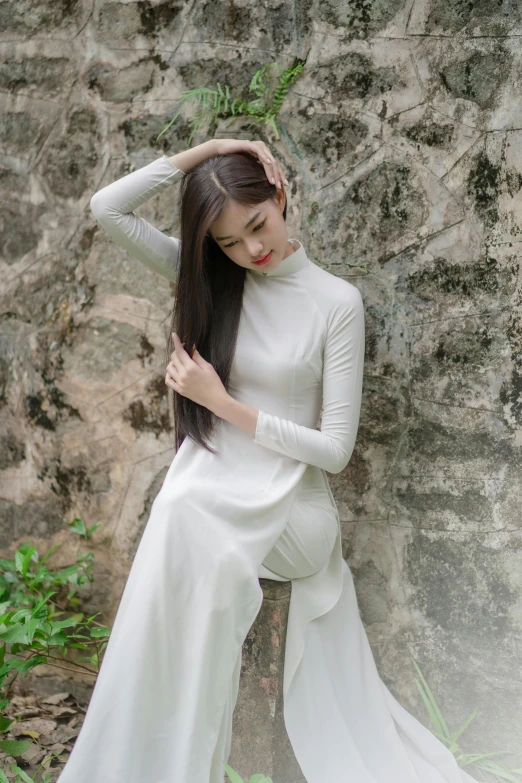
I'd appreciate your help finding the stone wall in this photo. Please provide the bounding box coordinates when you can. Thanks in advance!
[1,0,521,756]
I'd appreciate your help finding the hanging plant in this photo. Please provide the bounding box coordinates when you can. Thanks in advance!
[155,59,306,145]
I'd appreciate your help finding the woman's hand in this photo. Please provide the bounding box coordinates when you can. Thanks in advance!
[213,138,288,189]
[165,332,229,412]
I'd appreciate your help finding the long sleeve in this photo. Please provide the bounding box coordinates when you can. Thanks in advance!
[253,287,365,474]
[89,155,185,282]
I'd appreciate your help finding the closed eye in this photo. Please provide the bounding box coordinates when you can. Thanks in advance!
[224,221,266,248]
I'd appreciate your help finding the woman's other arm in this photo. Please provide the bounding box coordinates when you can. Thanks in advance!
[89,140,218,281]
[213,286,365,474]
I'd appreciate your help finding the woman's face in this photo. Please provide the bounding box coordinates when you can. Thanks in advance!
[208,187,292,273]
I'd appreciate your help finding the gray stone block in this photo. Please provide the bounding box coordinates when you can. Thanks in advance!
[229,579,306,783]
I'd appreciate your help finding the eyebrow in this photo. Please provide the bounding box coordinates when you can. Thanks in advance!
[215,211,262,241]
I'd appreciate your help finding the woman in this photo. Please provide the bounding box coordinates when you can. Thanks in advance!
[57,138,478,783]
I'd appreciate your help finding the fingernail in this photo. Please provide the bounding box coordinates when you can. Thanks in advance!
[277,181,281,188]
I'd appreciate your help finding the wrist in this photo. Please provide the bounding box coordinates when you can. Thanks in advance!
[210,391,234,419]
[212,393,258,438]
[167,139,217,174]
[204,138,218,157]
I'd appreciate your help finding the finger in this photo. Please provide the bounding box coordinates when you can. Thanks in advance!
[169,353,183,374]
[171,332,192,367]
[253,142,277,185]
[165,371,178,391]
[167,361,180,382]
[170,344,186,364]
[273,161,286,188]
[273,159,286,189]
[190,347,207,367]
[265,147,278,185]
[265,163,277,186]
[263,145,284,186]
[255,140,273,165]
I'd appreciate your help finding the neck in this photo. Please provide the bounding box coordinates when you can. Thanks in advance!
[248,238,310,278]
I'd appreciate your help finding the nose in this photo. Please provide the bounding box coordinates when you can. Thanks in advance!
[246,240,265,259]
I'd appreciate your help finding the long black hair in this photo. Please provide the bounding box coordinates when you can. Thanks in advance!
[165,151,288,454]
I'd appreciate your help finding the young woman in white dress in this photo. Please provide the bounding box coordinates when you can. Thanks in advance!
[56,138,479,783]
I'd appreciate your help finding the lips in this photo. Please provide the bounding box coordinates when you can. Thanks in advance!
[253,250,272,266]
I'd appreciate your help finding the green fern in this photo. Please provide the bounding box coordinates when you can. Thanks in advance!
[155,59,306,145]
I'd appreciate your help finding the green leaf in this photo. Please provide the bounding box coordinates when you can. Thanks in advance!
[89,627,111,639]
[11,655,48,676]
[0,714,14,732]
[46,630,68,647]
[49,615,83,631]
[475,759,522,782]
[31,590,57,616]
[40,544,62,565]
[14,552,25,576]
[0,625,29,644]
[411,657,451,742]
[67,517,86,536]
[9,608,32,623]
[222,761,244,783]
[22,548,37,577]
[9,765,35,783]
[25,617,43,644]
[0,738,33,756]
[450,708,478,745]
[14,547,37,579]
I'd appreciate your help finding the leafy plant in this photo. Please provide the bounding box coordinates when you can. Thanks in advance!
[0,757,59,783]
[65,517,101,541]
[0,523,111,776]
[222,762,272,783]
[412,657,522,782]
[222,657,522,783]
[155,59,306,145]
[2,527,518,783]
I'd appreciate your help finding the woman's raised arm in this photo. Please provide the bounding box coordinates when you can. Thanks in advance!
[89,140,218,282]
[89,155,186,281]
[89,138,286,282]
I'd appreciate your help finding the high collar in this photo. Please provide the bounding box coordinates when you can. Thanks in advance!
[247,239,310,277]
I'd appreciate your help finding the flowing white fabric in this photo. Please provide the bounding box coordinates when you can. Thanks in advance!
[56,156,479,783]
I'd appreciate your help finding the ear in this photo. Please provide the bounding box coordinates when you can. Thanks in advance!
[275,188,286,214]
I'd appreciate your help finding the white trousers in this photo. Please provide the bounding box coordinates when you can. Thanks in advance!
[211,466,339,781]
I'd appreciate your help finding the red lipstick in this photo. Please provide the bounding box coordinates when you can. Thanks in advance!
[253,250,272,266]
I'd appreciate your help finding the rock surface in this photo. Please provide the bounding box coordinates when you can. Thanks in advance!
[1,0,521,771]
